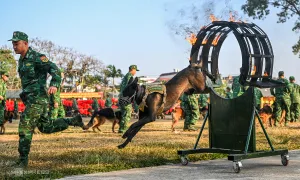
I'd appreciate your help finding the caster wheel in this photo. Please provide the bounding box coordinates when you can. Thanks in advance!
[281,154,289,166]
[233,161,242,173]
[180,156,189,166]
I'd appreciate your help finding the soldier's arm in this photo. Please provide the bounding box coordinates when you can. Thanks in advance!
[35,55,62,88]
[52,90,60,103]
[270,87,275,96]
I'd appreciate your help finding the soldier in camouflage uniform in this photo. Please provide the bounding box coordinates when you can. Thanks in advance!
[198,94,208,109]
[270,71,292,126]
[0,71,9,127]
[289,76,300,122]
[105,94,112,108]
[9,31,84,168]
[92,97,99,112]
[225,87,233,99]
[118,65,139,133]
[72,98,79,113]
[232,76,244,98]
[254,87,263,110]
[13,98,19,120]
[182,93,200,131]
[49,69,65,119]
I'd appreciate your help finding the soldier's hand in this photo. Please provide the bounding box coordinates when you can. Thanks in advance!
[48,86,58,94]
[54,102,59,108]
[0,96,3,100]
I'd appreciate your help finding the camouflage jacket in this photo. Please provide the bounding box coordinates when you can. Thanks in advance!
[0,79,7,104]
[198,94,208,107]
[225,92,233,99]
[232,76,244,97]
[105,98,112,107]
[270,78,292,100]
[92,99,99,109]
[290,83,300,103]
[18,47,61,95]
[119,72,133,97]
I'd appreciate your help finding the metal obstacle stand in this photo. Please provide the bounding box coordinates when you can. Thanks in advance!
[177,87,289,173]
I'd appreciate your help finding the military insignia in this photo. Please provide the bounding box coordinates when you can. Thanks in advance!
[40,56,49,62]
[26,63,31,66]
[14,32,16,36]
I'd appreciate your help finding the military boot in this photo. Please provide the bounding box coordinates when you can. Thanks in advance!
[11,157,28,169]
[69,114,84,128]
[188,126,198,131]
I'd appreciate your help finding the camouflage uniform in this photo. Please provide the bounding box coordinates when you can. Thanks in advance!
[182,93,200,130]
[9,31,83,167]
[0,74,7,126]
[92,98,99,111]
[49,86,65,119]
[289,76,300,122]
[118,65,139,133]
[72,98,79,112]
[105,97,112,108]
[232,76,245,98]
[14,99,18,119]
[198,94,208,108]
[270,71,292,126]
[254,88,263,110]
[225,91,233,99]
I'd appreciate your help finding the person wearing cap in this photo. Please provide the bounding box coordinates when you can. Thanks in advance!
[105,94,112,108]
[270,71,292,126]
[9,31,84,168]
[0,71,9,128]
[289,76,300,123]
[49,68,66,119]
[118,65,139,133]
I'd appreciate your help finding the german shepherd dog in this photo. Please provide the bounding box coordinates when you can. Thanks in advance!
[84,108,122,133]
[0,110,14,134]
[258,105,286,127]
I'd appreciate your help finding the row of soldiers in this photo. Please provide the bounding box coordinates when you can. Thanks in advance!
[231,71,299,127]
[179,93,208,131]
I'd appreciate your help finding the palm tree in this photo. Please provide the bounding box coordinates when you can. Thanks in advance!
[105,65,123,92]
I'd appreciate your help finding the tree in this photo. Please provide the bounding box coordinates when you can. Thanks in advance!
[105,65,123,92]
[0,48,20,89]
[29,38,105,91]
[241,0,300,57]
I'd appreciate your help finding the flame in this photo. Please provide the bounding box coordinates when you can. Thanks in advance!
[251,66,257,75]
[209,14,219,22]
[212,34,221,46]
[202,38,208,45]
[186,33,197,45]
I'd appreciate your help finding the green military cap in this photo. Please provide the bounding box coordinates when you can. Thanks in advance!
[8,31,28,42]
[129,65,139,71]
[0,70,9,77]
[278,71,284,76]
[289,76,295,81]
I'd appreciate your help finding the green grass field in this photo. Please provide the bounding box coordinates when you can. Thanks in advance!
[1,116,300,179]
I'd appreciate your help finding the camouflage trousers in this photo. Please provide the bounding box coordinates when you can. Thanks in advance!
[273,98,291,125]
[0,103,4,126]
[118,104,132,133]
[19,94,73,162]
[183,108,200,129]
[290,103,300,122]
[49,101,66,119]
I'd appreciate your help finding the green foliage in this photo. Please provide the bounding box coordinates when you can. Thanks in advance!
[0,49,20,89]
[242,0,300,57]
[105,65,123,91]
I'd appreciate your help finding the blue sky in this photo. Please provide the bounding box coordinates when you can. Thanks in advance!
[1,0,299,84]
